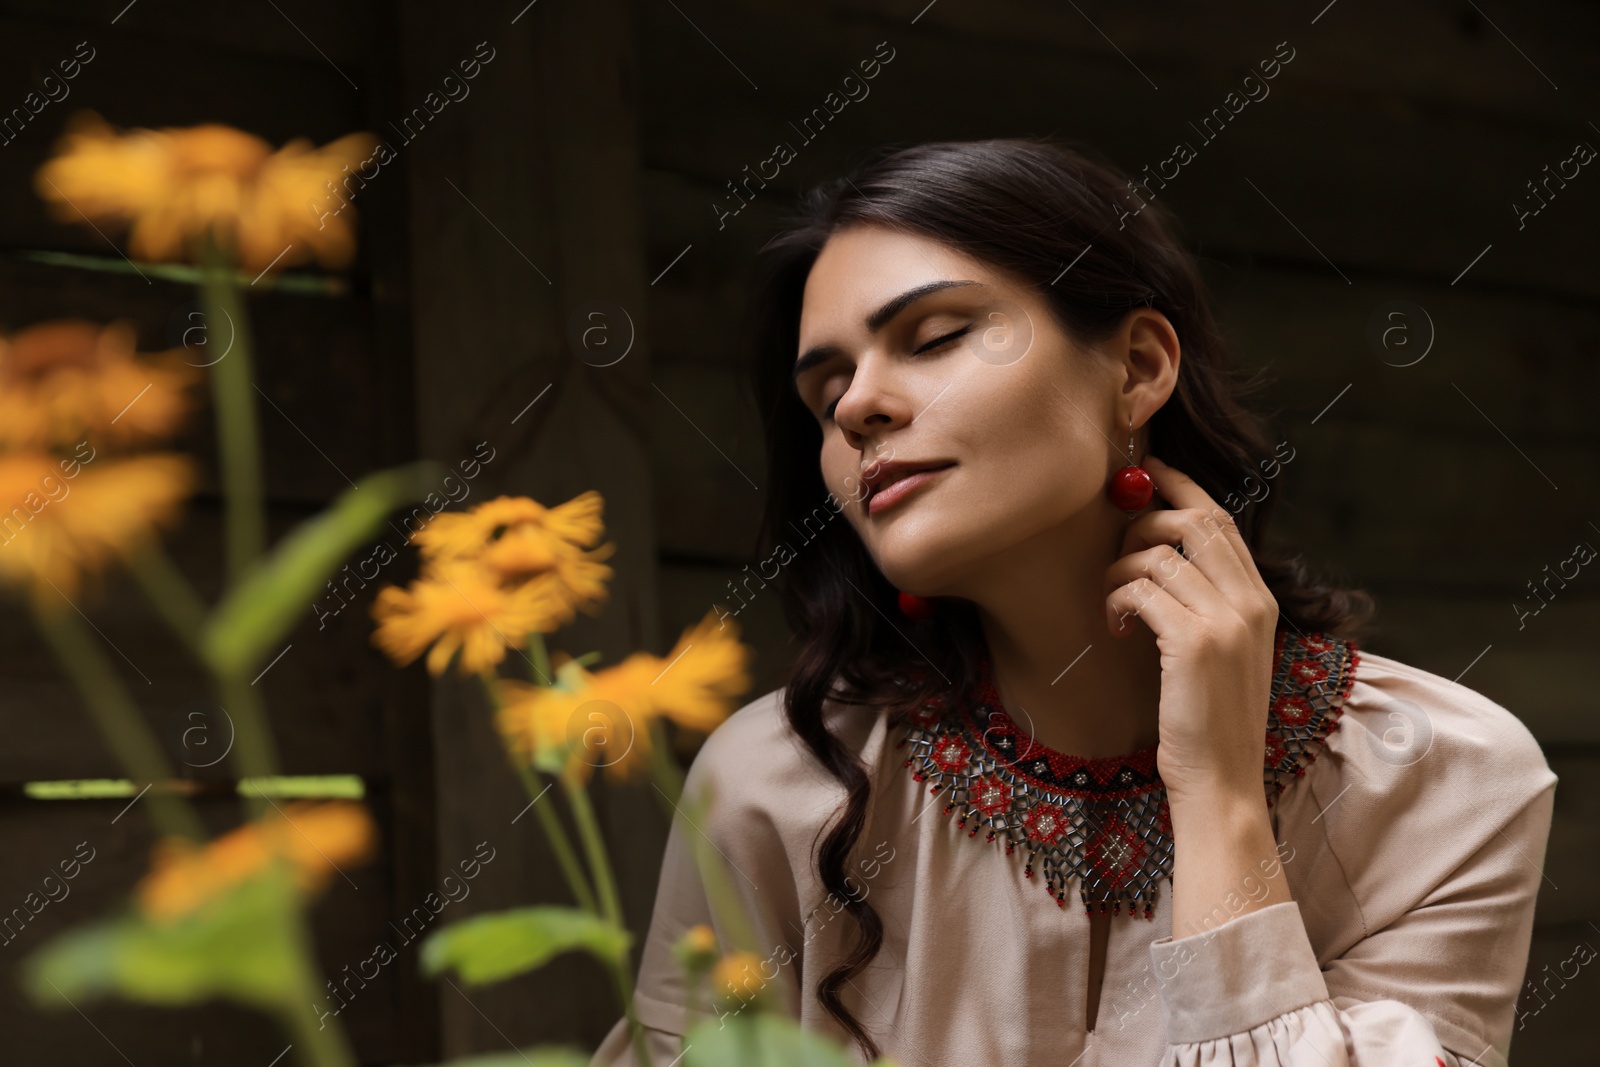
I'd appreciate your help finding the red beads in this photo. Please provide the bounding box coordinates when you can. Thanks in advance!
[1108,465,1154,511]
[897,591,936,620]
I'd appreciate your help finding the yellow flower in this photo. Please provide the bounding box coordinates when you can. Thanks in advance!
[683,924,718,955]
[0,451,195,604]
[596,612,755,735]
[398,490,615,635]
[34,110,378,274]
[137,801,376,924]
[494,674,600,778]
[478,529,616,620]
[673,924,720,974]
[411,492,607,560]
[494,610,753,781]
[0,319,199,450]
[370,559,571,676]
[709,950,770,1008]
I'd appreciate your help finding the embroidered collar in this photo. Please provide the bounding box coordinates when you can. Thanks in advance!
[893,626,1360,919]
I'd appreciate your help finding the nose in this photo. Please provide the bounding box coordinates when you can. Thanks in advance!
[833,355,914,452]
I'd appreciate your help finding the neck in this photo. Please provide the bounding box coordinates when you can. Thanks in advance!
[960,520,1162,760]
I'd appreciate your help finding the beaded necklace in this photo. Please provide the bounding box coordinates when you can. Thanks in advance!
[895,625,1360,919]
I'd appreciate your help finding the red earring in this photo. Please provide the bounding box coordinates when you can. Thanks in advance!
[897,591,937,620]
[1108,414,1153,512]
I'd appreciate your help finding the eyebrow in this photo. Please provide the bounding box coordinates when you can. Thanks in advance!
[792,279,982,384]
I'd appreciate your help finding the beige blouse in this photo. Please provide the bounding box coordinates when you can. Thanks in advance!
[590,627,1558,1066]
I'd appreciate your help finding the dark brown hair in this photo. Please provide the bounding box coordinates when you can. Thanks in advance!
[741,136,1375,1059]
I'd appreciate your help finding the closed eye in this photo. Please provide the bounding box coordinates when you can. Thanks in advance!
[821,324,975,421]
[913,324,974,355]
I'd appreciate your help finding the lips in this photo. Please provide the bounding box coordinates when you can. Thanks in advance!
[863,460,956,515]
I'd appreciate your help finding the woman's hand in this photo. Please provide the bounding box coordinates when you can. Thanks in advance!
[1102,454,1281,804]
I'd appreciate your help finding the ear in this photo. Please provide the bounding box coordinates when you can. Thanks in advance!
[1115,308,1180,423]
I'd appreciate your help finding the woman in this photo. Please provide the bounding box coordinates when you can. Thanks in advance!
[591,138,1557,1065]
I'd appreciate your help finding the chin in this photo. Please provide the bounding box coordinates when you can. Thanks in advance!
[868,520,971,596]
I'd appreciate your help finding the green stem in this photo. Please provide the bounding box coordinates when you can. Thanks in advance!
[219,671,281,819]
[684,970,706,1039]
[561,767,653,1067]
[475,672,597,912]
[199,230,266,583]
[561,768,622,924]
[519,763,598,914]
[527,631,552,685]
[661,775,763,960]
[282,916,358,1067]
[126,539,210,652]
[609,957,654,1067]
[645,718,685,809]
[643,720,760,951]
[30,603,205,841]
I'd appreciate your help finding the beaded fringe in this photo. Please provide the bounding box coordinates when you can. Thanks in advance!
[894,627,1359,919]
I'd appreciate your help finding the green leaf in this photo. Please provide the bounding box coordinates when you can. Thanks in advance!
[200,462,444,675]
[421,906,630,986]
[684,1012,902,1067]
[16,249,351,296]
[25,870,302,1011]
[417,1049,591,1067]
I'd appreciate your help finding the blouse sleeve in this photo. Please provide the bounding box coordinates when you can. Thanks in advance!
[1145,777,1557,1067]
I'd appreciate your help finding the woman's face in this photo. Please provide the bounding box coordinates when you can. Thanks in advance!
[793,223,1177,598]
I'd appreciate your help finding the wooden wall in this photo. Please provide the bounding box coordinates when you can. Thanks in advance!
[0,0,1591,1063]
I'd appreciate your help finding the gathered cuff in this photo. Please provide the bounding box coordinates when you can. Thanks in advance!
[1147,900,1332,1044]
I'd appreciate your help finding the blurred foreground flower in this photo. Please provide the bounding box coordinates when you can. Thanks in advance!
[414,491,615,609]
[34,110,379,273]
[138,800,375,923]
[27,803,376,1015]
[0,451,194,603]
[495,610,753,781]
[0,320,199,449]
[371,491,616,676]
[709,950,770,1009]
[673,923,719,975]
[370,559,574,676]
[412,492,607,561]
[0,318,199,606]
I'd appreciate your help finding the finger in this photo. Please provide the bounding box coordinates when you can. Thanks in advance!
[1104,542,1230,619]
[1142,455,1274,602]
[1106,573,1193,638]
[1117,505,1260,610]
[1143,454,1254,561]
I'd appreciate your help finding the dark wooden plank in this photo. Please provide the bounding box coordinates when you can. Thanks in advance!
[1206,262,1600,442]
[631,0,1600,298]
[397,0,665,1055]
[357,4,442,1056]
[1267,419,1597,588]
[650,361,766,562]
[740,0,1600,134]
[0,0,380,67]
[1352,596,1600,749]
